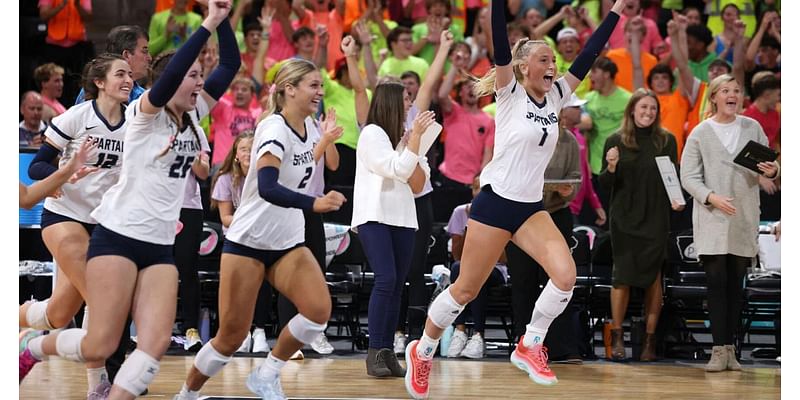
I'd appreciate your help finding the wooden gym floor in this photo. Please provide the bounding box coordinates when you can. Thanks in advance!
[20,355,780,399]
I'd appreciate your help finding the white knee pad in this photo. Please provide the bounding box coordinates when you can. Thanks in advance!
[534,279,574,319]
[287,314,327,345]
[55,328,87,362]
[194,341,232,378]
[428,287,466,329]
[26,300,55,330]
[114,350,160,397]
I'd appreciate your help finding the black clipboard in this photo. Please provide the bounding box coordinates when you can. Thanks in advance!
[733,140,778,174]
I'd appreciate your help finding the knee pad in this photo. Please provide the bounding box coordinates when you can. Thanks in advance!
[287,314,327,345]
[113,350,160,396]
[26,300,55,330]
[534,280,574,319]
[194,341,232,378]
[55,328,87,363]
[428,287,466,329]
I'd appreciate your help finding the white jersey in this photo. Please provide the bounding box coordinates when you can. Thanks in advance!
[480,77,572,202]
[44,100,127,224]
[225,114,317,250]
[307,119,326,198]
[91,94,210,245]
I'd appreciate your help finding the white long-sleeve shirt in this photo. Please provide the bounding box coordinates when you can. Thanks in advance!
[351,123,430,230]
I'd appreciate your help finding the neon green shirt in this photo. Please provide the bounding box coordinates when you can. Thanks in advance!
[378,55,430,80]
[148,10,204,57]
[411,23,464,65]
[322,70,371,150]
[584,87,632,174]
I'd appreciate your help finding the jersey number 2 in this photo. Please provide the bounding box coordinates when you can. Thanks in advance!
[297,166,312,189]
[169,155,196,178]
[538,127,548,146]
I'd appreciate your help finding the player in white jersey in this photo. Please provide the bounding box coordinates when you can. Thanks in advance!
[19,3,239,399]
[21,53,132,396]
[405,1,628,398]
[19,139,96,210]
[173,59,345,400]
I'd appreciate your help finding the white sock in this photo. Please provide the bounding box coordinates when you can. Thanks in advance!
[523,280,573,347]
[258,353,287,380]
[86,367,108,393]
[416,333,439,360]
[27,335,46,360]
[179,383,200,399]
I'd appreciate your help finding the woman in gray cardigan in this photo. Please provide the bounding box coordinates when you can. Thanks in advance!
[680,74,779,372]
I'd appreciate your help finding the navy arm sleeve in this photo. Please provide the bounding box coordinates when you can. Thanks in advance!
[203,18,241,100]
[257,166,316,211]
[568,10,621,81]
[491,0,512,66]
[28,142,61,180]
[149,26,212,108]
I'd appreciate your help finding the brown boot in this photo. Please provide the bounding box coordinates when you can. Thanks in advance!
[705,346,727,372]
[640,333,657,361]
[725,345,742,371]
[610,329,625,360]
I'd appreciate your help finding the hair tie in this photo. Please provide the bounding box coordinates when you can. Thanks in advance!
[269,84,277,96]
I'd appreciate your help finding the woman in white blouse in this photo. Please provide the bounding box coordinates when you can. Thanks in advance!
[351,80,434,378]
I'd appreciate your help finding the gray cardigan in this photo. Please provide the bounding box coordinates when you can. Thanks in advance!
[680,115,767,258]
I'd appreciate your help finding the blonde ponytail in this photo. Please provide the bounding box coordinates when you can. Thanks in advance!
[472,38,549,98]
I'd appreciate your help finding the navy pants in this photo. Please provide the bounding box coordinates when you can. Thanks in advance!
[358,222,415,349]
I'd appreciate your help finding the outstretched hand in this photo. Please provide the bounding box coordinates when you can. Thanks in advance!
[206,0,233,28]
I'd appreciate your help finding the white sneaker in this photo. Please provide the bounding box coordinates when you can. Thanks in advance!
[172,388,200,400]
[237,331,252,353]
[246,365,286,400]
[447,329,468,358]
[290,349,304,360]
[393,332,407,354]
[310,333,334,355]
[184,328,203,352]
[460,333,485,359]
[252,328,270,353]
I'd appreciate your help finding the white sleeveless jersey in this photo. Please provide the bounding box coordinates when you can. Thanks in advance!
[480,77,572,202]
[44,100,127,223]
[226,114,317,251]
[91,94,210,245]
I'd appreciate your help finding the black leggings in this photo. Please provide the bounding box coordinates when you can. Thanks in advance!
[175,208,204,330]
[325,144,356,186]
[701,254,750,346]
[277,209,327,329]
[397,193,434,339]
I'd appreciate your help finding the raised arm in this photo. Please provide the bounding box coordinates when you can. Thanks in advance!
[746,12,777,70]
[417,30,453,111]
[353,20,378,90]
[669,14,696,100]
[629,17,645,90]
[200,8,242,110]
[141,1,233,115]
[731,19,746,88]
[533,5,572,40]
[437,62,458,114]
[252,4,276,86]
[491,0,514,89]
[314,26,330,70]
[230,0,252,30]
[343,36,371,127]
[564,0,625,91]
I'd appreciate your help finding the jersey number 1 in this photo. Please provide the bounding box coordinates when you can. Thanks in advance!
[538,127,548,146]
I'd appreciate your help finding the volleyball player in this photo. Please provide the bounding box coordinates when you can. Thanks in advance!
[173,58,345,400]
[21,53,132,395]
[19,139,96,210]
[405,0,627,398]
[19,2,239,399]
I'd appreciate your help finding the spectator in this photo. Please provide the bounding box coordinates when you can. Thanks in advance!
[292,26,326,68]
[266,0,315,62]
[308,0,345,72]
[437,49,495,189]
[148,0,204,57]
[712,3,741,64]
[240,21,277,78]
[607,0,664,54]
[685,23,716,82]
[210,75,263,167]
[600,88,682,361]
[584,57,631,176]
[566,5,598,47]
[210,131,274,355]
[510,0,553,21]
[743,72,781,221]
[519,7,556,49]
[563,94,606,226]
[19,91,46,148]
[34,62,66,123]
[411,0,464,65]
[76,25,153,104]
[680,74,779,372]
[38,0,93,105]
[639,63,693,158]
[446,176,507,359]
[745,11,780,95]
[705,0,757,38]
[378,26,430,80]
[362,0,400,64]
[606,16,658,93]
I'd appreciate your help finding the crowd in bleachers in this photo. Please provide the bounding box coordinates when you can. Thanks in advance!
[20,0,780,376]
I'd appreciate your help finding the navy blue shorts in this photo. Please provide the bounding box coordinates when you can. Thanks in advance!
[469,185,545,234]
[222,239,304,268]
[87,225,175,270]
[41,208,95,234]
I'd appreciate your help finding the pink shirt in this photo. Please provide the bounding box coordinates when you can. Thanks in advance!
[267,10,314,62]
[41,95,66,117]
[210,94,263,166]
[608,14,663,55]
[438,101,495,185]
[403,0,428,21]
[569,128,602,215]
